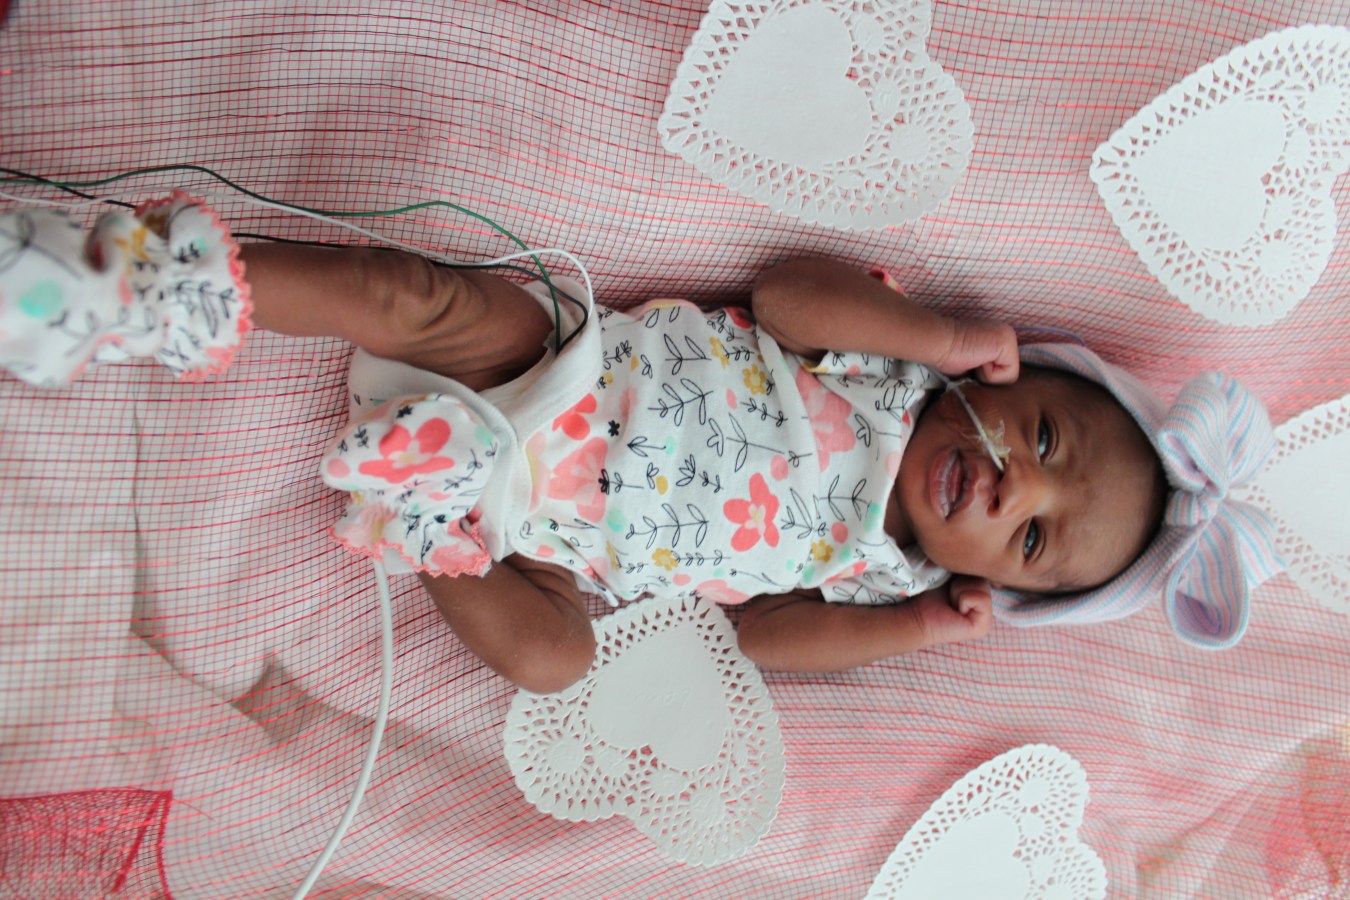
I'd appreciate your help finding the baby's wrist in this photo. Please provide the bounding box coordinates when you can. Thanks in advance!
[925,315,963,374]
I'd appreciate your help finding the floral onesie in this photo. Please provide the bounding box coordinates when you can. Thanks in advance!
[0,197,947,608]
[323,285,951,608]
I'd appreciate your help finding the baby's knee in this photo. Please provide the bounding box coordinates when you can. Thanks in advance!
[348,249,463,357]
[506,630,597,694]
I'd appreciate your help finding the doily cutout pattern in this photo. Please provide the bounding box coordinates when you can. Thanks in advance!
[1235,393,1350,617]
[1090,25,1350,326]
[864,744,1106,900]
[658,0,973,231]
[503,593,784,865]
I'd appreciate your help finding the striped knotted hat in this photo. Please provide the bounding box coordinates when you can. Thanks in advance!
[992,343,1284,649]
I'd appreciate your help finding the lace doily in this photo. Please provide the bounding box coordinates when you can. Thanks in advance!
[503,593,784,865]
[658,0,973,231]
[1090,25,1350,326]
[864,744,1106,900]
[1235,394,1350,617]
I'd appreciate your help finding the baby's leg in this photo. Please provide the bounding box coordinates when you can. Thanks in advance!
[241,243,554,390]
[420,554,595,694]
[250,244,598,690]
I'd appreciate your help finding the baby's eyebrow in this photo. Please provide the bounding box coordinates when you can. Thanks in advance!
[1044,516,1100,592]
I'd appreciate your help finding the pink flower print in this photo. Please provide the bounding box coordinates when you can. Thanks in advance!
[794,368,855,470]
[546,437,609,520]
[694,578,752,605]
[426,519,491,577]
[619,387,638,419]
[553,393,597,440]
[724,473,780,552]
[342,500,395,551]
[358,418,456,484]
[723,306,754,329]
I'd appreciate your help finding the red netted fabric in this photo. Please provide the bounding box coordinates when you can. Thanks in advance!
[0,790,171,898]
[1,1,1348,897]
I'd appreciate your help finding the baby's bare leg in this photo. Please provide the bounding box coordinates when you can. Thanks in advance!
[241,243,553,390]
[245,245,593,689]
[419,554,595,694]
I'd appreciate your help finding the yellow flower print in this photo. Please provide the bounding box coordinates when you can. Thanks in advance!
[811,539,833,562]
[652,548,679,571]
[112,223,152,263]
[630,356,639,369]
[602,371,614,385]
[709,337,730,368]
[655,475,669,495]
[742,364,768,395]
[607,542,620,569]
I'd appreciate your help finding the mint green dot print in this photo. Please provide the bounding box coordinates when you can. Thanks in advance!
[18,281,64,319]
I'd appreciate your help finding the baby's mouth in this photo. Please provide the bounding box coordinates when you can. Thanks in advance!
[933,449,972,519]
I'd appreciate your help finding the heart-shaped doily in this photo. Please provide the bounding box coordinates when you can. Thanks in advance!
[1236,393,1350,616]
[659,0,973,231]
[864,744,1106,899]
[503,593,784,865]
[1091,25,1350,325]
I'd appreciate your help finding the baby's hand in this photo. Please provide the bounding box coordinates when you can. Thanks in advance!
[910,576,994,647]
[936,318,1019,384]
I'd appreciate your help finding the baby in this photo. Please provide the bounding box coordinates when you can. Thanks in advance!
[0,196,1283,692]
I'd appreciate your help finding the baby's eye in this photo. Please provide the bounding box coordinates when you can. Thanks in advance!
[1022,520,1041,560]
[1036,419,1052,460]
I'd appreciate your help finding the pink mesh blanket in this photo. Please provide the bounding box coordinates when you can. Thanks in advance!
[2,1,1348,897]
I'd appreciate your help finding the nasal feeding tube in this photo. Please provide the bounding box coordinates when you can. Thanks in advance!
[932,372,1009,472]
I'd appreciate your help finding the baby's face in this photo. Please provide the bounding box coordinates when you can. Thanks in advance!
[896,368,1165,593]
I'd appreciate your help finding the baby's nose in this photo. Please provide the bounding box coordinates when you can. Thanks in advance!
[993,457,1046,518]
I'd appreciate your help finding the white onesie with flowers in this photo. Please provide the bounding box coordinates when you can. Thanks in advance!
[0,197,945,607]
[324,282,951,608]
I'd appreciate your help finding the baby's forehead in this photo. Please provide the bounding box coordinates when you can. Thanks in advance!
[1006,367,1137,426]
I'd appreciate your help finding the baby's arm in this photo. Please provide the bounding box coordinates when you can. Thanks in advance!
[736,577,993,672]
[752,258,1018,383]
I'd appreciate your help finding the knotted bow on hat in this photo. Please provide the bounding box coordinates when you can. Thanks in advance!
[992,343,1284,649]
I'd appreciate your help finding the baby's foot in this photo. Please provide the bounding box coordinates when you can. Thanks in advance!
[321,393,501,577]
[0,193,250,387]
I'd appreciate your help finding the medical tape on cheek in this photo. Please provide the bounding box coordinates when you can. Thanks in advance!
[934,373,1009,471]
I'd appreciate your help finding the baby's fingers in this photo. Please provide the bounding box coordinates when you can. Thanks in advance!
[950,577,994,638]
[974,323,1019,385]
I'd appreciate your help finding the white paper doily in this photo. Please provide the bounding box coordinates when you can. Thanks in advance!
[864,744,1106,900]
[1235,394,1350,616]
[503,593,784,865]
[658,0,973,231]
[1090,25,1350,326]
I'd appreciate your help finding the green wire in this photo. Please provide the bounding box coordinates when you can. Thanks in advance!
[0,162,570,351]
